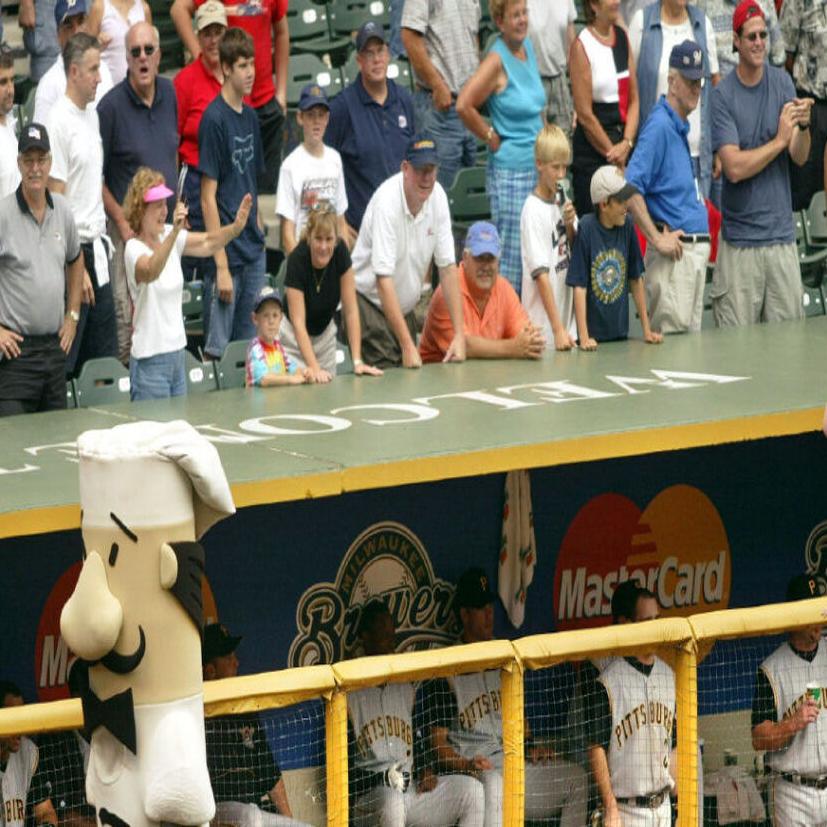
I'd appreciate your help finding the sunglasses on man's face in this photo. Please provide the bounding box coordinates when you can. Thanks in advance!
[741,30,768,42]
[129,44,156,58]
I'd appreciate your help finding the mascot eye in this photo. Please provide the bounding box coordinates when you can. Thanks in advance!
[109,543,119,567]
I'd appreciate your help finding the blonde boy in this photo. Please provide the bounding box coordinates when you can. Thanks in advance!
[520,125,578,351]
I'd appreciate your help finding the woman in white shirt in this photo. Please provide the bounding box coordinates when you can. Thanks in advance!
[122,167,251,401]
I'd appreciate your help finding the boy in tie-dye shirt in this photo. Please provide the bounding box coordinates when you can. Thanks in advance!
[246,286,310,387]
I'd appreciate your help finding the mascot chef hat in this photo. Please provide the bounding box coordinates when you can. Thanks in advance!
[77,420,235,538]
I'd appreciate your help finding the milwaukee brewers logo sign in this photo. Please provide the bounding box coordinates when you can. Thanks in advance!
[288,522,458,666]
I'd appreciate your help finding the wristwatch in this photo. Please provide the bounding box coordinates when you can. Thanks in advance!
[66,309,80,322]
[625,137,634,149]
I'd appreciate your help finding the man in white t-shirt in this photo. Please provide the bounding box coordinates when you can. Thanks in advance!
[0,53,21,199]
[33,0,113,125]
[527,0,577,137]
[276,83,347,254]
[352,135,465,369]
[46,32,117,376]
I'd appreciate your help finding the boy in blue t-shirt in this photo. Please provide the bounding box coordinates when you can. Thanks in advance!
[246,286,310,387]
[199,27,267,360]
[566,166,662,349]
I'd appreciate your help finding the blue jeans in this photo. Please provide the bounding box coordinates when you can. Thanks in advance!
[23,0,59,82]
[130,349,186,401]
[204,250,266,358]
[388,0,406,58]
[413,90,476,191]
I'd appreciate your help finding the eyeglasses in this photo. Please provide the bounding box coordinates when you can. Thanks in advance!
[742,30,768,42]
[129,44,156,58]
[20,154,51,168]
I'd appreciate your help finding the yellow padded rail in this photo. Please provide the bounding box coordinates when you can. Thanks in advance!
[689,597,827,642]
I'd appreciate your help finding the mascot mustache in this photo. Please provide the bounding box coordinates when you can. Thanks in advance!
[86,626,147,674]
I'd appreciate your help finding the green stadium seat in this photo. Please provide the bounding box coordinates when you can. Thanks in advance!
[184,350,217,394]
[795,211,827,288]
[182,279,204,335]
[802,284,825,317]
[804,191,827,250]
[66,380,77,409]
[286,54,344,109]
[74,358,131,407]
[336,344,353,375]
[329,0,389,38]
[287,0,350,60]
[216,340,249,389]
[446,165,491,232]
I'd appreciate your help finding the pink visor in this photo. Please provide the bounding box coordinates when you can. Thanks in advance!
[143,183,174,203]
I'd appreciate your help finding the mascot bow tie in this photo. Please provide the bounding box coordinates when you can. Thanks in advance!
[82,687,137,754]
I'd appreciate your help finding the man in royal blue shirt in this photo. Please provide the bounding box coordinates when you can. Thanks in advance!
[625,40,711,335]
[326,22,415,245]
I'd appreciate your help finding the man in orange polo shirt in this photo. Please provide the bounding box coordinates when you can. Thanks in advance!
[420,222,547,362]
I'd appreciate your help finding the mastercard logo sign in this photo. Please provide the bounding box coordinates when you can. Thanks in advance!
[553,484,731,630]
[34,561,220,702]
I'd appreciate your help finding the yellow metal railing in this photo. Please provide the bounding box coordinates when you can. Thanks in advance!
[1,597,825,827]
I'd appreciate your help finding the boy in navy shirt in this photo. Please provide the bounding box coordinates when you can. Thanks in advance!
[199,27,266,359]
[566,166,662,349]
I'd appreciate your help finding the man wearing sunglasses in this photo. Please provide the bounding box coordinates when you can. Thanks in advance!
[97,20,179,363]
[710,0,812,327]
[32,0,113,125]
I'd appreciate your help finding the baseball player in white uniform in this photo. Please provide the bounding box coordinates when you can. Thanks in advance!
[424,569,588,827]
[0,682,58,827]
[587,587,676,827]
[752,573,827,827]
[349,601,484,827]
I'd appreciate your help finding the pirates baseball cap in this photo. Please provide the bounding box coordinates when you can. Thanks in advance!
[669,40,705,81]
[203,622,242,663]
[454,567,495,610]
[732,0,764,35]
[465,221,501,257]
[195,0,228,31]
[18,122,50,154]
[355,20,386,52]
[253,284,282,312]
[298,83,330,111]
[54,0,89,26]
[786,573,821,602]
[590,164,636,205]
[405,134,439,168]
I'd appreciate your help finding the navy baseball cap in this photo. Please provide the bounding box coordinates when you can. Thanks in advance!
[669,40,705,81]
[454,567,495,610]
[253,285,282,312]
[54,0,89,25]
[355,20,386,52]
[18,122,50,154]
[298,83,330,112]
[465,221,501,257]
[405,135,439,168]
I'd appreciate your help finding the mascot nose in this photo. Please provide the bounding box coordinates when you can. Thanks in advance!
[60,551,124,661]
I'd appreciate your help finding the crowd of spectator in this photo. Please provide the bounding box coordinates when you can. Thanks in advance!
[0,0,823,413]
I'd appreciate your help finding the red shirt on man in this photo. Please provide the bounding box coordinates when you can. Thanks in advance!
[175,57,222,167]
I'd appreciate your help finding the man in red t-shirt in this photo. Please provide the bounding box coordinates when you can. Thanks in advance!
[171,0,289,194]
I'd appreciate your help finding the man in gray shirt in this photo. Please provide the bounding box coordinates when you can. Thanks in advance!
[0,123,83,415]
[401,0,480,190]
[711,0,810,327]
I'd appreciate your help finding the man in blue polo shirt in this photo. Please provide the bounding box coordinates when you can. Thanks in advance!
[625,40,711,335]
[326,21,415,244]
[97,20,178,362]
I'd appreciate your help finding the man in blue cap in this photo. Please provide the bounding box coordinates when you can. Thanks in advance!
[625,40,712,335]
[420,221,546,362]
[352,134,465,368]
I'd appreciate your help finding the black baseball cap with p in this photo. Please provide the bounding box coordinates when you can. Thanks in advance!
[356,20,386,52]
[786,573,821,601]
[203,622,242,664]
[454,567,495,611]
